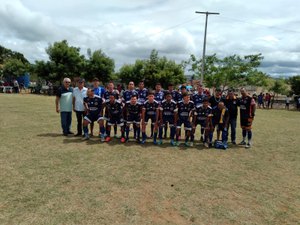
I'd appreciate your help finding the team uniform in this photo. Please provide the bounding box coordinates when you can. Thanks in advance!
[209,96,225,108]
[154,91,165,104]
[104,90,120,102]
[212,106,229,145]
[105,100,124,126]
[124,101,143,142]
[192,105,213,145]
[239,96,255,129]
[166,90,180,103]
[159,99,177,144]
[192,92,206,108]
[141,100,160,143]
[123,90,138,103]
[83,96,104,123]
[137,88,148,104]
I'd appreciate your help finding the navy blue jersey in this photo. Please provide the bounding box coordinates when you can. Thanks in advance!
[212,106,229,126]
[143,100,159,116]
[176,101,195,120]
[124,101,142,116]
[160,100,177,116]
[194,105,212,122]
[137,88,148,104]
[104,90,120,102]
[154,91,165,104]
[165,90,180,102]
[84,95,103,115]
[105,100,123,118]
[192,93,206,107]
[123,90,138,102]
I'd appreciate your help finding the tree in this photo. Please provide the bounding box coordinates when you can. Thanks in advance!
[118,50,185,88]
[269,78,289,98]
[3,58,29,79]
[288,75,300,95]
[85,49,115,82]
[184,53,268,89]
[44,40,85,81]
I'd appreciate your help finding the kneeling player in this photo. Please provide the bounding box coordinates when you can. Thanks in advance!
[104,93,125,143]
[124,95,142,143]
[159,92,177,145]
[174,93,195,147]
[141,92,160,144]
[83,88,105,141]
[192,98,213,147]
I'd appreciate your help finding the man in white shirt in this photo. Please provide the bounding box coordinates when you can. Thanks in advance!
[72,78,88,136]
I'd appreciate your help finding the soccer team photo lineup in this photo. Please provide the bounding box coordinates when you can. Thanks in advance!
[57,78,256,149]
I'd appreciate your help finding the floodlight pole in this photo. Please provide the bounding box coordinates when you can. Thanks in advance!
[195,11,220,84]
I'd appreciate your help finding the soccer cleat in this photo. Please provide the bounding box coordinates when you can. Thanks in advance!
[141,139,146,144]
[83,134,89,140]
[170,140,176,146]
[189,142,194,147]
[120,137,126,143]
[105,137,111,142]
[204,142,210,148]
[184,142,190,147]
[232,141,236,145]
[238,141,246,145]
[157,140,163,145]
[100,135,105,142]
[245,143,251,149]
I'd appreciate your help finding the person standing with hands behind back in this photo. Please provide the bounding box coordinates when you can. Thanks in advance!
[56,77,73,136]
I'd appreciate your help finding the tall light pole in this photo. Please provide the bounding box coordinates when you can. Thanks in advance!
[195,11,219,84]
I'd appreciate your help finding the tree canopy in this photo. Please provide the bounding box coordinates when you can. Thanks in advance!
[118,50,186,89]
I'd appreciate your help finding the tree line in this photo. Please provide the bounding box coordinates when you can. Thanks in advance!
[0,40,299,95]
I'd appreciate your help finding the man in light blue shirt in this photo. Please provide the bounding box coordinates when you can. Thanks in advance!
[56,77,73,136]
[72,78,87,136]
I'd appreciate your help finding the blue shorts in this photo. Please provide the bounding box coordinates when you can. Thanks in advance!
[145,115,157,124]
[84,114,102,123]
[126,114,141,124]
[176,119,192,131]
[107,117,124,126]
[162,115,174,127]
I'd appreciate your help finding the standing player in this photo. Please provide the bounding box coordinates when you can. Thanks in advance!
[212,102,229,146]
[104,81,120,137]
[104,93,126,143]
[82,88,105,141]
[225,89,238,144]
[124,95,143,143]
[159,92,177,146]
[192,98,213,147]
[174,93,195,147]
[137,81,148,104]
[141,92,160,144]
[192,84,206,141]
[123,81,138,103]
[238,88,256,148]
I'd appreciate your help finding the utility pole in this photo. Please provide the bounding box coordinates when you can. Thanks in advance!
[195,11,220,84]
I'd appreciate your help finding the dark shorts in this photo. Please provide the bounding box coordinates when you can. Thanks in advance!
[176,119,192,131]
[84,114,102,123]
[107,117,124,126]
[240,117,253,129]
[195,119,207,127]
[145,115,157,124]
[126,114,141,125]
[162,115,174,127]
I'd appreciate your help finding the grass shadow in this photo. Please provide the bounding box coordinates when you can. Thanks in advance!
[37,133,64,137]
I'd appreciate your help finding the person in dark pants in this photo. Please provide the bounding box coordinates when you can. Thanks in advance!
[225,89,238,144]
[72,78,87,136]
[56,78,73,136]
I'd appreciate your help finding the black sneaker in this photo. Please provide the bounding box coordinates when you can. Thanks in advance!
[74,133,82,137]
[68,131,74,135]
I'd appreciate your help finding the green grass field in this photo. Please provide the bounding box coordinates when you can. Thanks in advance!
[0,94,299,225]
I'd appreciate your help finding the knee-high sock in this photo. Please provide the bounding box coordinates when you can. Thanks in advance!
[247,130,252,143]
[150,124,154,136]
[126,126,130,139]
[83,126,88,135]
[136,127,140,140]
[170,126,175,140]
[158,127,163,140]
[242,129,247,141]
[142,132,146,141]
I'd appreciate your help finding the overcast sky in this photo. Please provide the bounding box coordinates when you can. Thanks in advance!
[1,0,299,76]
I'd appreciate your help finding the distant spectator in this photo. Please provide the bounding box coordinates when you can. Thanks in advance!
[13,79,19,93]
[265,93,271,109]
[257,92,265,109]
[285,95,291,110]
[56,78,73,136]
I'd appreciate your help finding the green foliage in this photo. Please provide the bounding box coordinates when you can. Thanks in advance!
[269,78,289,97]
[44,40,85,81]
[0,45,29,65]
[3,58,30,79]
[118,50,185,89]
[288,75,300,95]
[85,50,115,82]
[184,53,268,89]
